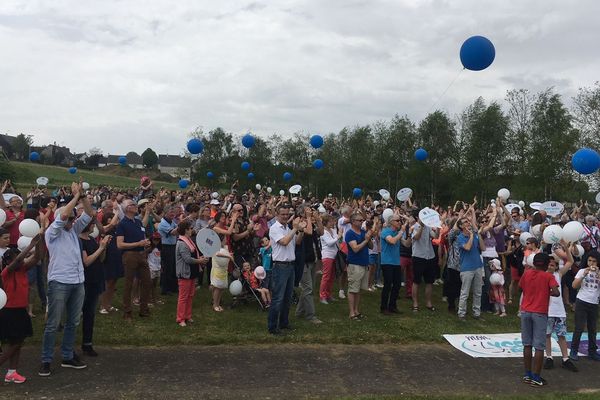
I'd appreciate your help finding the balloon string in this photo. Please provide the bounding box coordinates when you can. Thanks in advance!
[424,68,465,117]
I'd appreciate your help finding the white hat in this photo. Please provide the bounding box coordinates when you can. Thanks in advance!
[490,259,501,270]
[210,199,220,205]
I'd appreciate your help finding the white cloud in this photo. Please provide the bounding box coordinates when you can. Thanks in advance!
[0,0,598,154]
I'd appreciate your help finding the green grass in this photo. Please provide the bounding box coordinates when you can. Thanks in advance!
[29,277,536,346]
[10,161,177,190]
[337,395,600,400]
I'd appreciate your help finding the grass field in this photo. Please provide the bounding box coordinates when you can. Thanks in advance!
[28,275,551,347]
[10,161,178,190]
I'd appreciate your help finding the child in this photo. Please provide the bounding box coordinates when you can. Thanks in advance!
[544,245,578,372]
[570,250,600,362]
[0,234,43,384]
[519,252,560,387]
[147,232,162,305]
[489,259,507,317]
[242,262,271,306]
[258,237,272,290]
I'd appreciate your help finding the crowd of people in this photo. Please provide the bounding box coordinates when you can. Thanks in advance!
[1,177,599,387]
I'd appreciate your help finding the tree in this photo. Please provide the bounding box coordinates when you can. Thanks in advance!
[572,82,600,148]
[142,148,159,169]
[12,133,33,160]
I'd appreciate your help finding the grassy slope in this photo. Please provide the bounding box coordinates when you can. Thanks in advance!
[10,161,177,190]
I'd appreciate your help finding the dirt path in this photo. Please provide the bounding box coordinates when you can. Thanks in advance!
[2,344,600,399]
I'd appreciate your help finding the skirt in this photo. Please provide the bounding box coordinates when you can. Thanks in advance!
[0,307,32,343]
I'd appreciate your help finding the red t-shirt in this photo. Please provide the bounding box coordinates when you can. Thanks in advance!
[5,209,24,246]
[519,269,558,314]
[1,266,29,308]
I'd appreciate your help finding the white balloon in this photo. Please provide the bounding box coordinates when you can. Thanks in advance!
[0,208,5,225]
[19,219,40,238]
[531,224,542,237]
[563,221,585,243]
[373,200,380,207]
[382,208,394,224]
[229,280,243,296]
[497,188,510,201]
[279,190,285,196]
[17,236,32,251]
[0,288,6,310]
[89,226,99,239]
[82,182,90,190]
[255,184,262,190]
[266,187,272,193]
[518,201,525,208]
[519,232,533,246]
[542,224,563,244]
[378,189,390,201]
[211,192,219,199]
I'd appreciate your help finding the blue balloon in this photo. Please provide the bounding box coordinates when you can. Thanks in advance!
[313,159,324,169]
[29,152,40,162]
[187,138,204,154]
[118,156,127,165]
[242,133,255,149]
[310,135,324,149]
[241,161,250,170]
[283,172,292,181]
[353,188,362,198]
[460,36,495,71]
[68,167,77,174]
[572,148,600,175]
[207,171,214,179]
[247,172,255,180]
[415,148,428,161]
[179,179,189,189]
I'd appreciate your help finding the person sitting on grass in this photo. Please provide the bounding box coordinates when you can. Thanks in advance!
[519,253,560,387]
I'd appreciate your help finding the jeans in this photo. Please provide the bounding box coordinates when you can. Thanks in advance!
[296,262,316,320]
[41,281,85,363]
[267,262,295,332]
[571,299,598,354]
[82,280,104,345]
[458,268,483,318]
[380,265,401,311]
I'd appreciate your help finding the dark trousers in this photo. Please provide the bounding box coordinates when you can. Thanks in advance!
[380,264,402,311]
[197,258,212,287]
[571,299,598,354]
[82,280,103,345]
[481,257,493,312]
[443,268,462,311]
[160,244,178,294]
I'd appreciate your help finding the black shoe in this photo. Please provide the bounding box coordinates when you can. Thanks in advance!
[139,312,151,318]
[280,325,294,330]
[561,358,578,372]
[381,309,393,316]
[543,357,554,369]
[530,376,547,387]
[82,345,98,357]
[389,308,402,314]
[61,355,87,369]
[38,362,51,377]
[269,329,283,336]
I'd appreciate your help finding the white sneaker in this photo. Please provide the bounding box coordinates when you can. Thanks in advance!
[320,299,329,305]
[338,290,346,299]
[375,283,384,288]
[99,308,109,315]
[368,287,375,292]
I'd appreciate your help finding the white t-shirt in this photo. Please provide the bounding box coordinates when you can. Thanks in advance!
[548,271,566,318]
[575,268,600,305]
[269,220,296,262]
[320,229,339,260]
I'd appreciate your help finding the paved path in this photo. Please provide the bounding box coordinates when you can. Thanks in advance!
[2,344,600,399]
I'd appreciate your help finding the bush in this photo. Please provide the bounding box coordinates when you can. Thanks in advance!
[0,158,16,181]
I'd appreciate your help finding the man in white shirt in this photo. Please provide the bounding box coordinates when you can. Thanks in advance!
[268,204,305,335]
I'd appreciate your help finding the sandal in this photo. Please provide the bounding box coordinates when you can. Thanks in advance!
[349,315,361,321]
[426,306,436,311]
[356,313,366,319]
[213,306,223,312]
[508,299,513,305]
[412,306,419,312]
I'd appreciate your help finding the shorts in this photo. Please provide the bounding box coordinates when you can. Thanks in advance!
[347,264,369,293]
[546,316,567,337]
[368,254,378,266]
[521,311,548,351]
[412,257,436,284]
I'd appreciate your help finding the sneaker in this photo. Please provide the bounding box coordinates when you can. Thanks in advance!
[99,308,109,315]
[561,359,578,372]
[375,283,384,288]
[530,376,547,387]
[543,357,554,369]
[338,290,346,299]
[367,287,375,292]
[522,375,532,384]
[178,321,187,327]
[326,297,338,302]
[569,349,579,361]
[133,299,140,306]
[61,354,87,369]
[81,345,98,357]
[309,318,323,324]
[319,299,329,305]
[588,351,600,361]
[109,306,119,312]
[5,371,26,383]
[38,362,51,377]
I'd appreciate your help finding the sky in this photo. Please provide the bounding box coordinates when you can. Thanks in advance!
[0,0,598,156]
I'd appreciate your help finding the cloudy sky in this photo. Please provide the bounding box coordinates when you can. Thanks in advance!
[0,0,598,156]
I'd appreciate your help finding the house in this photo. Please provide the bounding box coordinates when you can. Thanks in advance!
[158,154,191,177]
[40,142,72,165]
[99,152,144,169]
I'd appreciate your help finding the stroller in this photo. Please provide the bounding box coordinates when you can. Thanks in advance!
[230,257,267,311]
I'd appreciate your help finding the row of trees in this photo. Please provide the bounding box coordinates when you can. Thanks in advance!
[188,83,600,206]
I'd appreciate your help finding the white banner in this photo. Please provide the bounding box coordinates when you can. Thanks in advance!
[443,333,561,358]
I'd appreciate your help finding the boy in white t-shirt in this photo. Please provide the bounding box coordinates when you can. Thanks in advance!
[570,250,600,361]
[544,246,578,371]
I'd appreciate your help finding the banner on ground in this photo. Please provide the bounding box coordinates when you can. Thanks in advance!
[443,333,588,358]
